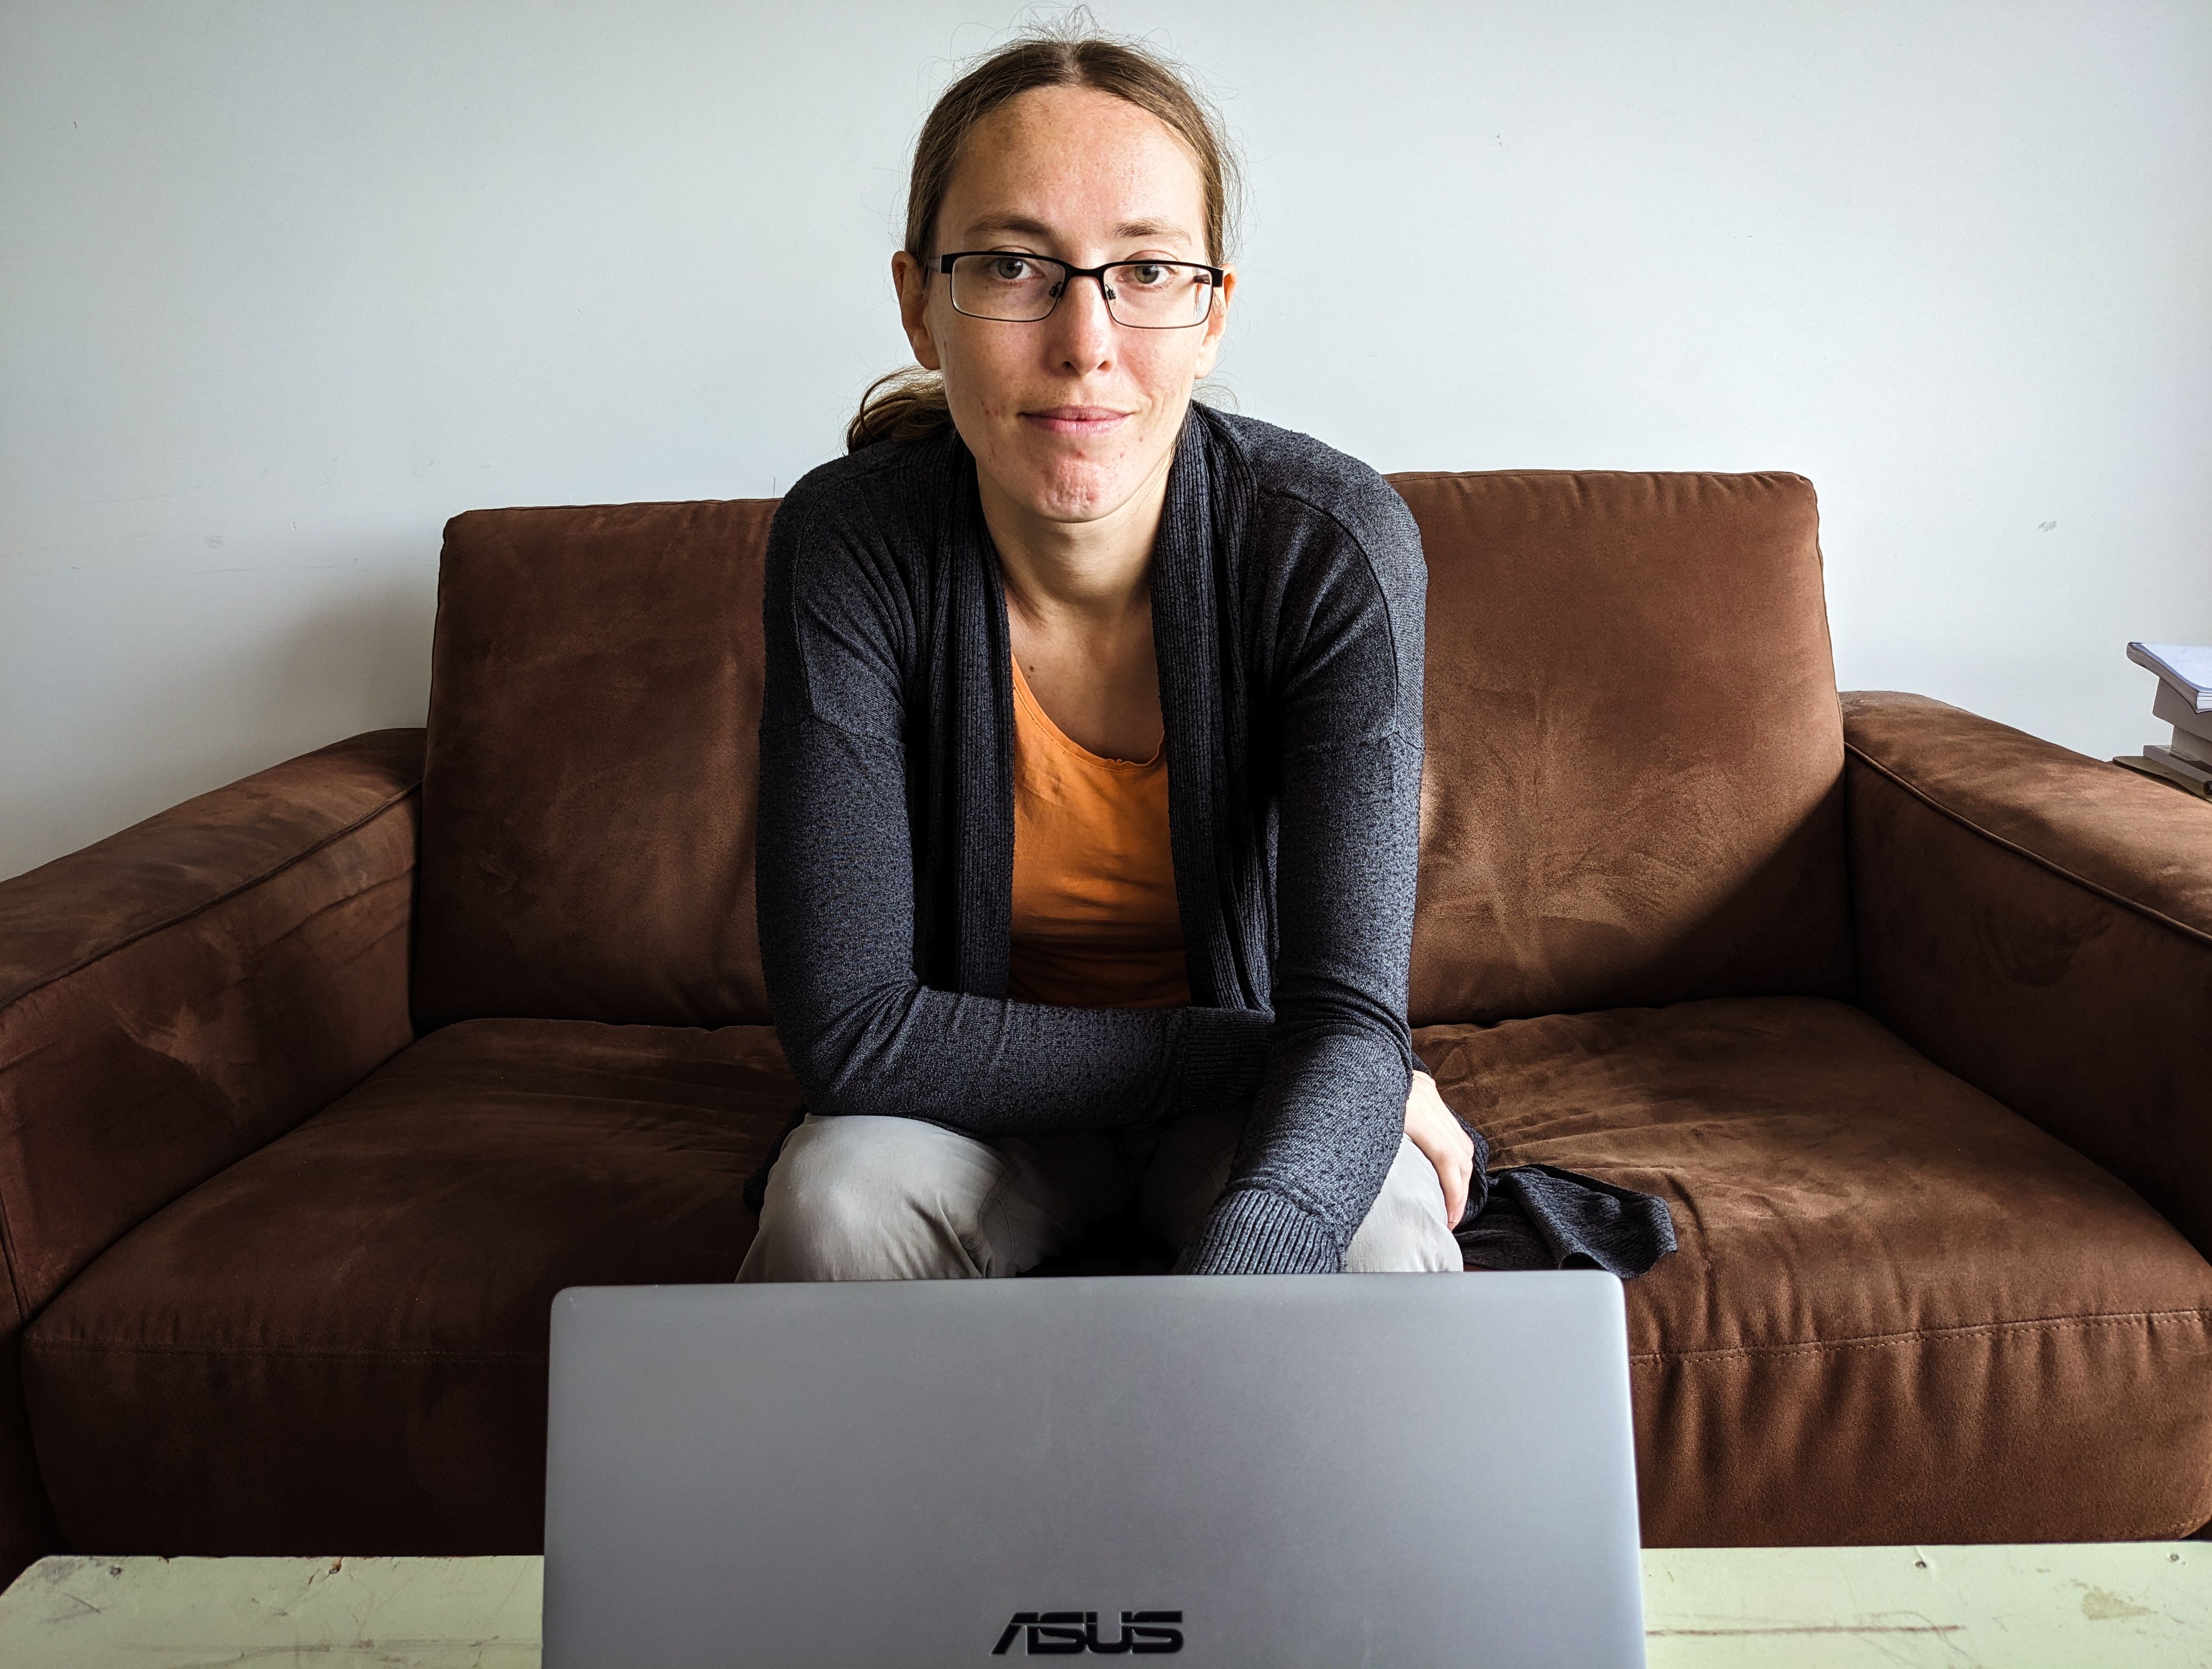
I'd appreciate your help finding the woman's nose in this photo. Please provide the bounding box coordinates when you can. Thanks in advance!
[1046,272,1117,371]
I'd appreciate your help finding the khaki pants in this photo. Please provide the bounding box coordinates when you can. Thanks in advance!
[736,1100,1464,1280]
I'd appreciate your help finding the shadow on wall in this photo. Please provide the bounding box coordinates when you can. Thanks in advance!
[2,548,437,884]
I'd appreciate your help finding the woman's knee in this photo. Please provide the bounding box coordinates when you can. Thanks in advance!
[737,1113,999,1282]
[1342,1133,1464,1274]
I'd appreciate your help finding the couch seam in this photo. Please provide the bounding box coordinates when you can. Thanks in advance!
[23,1338,546,1362]
[45,1307,2212,1368]
[1630,1306,2212,1366]
[1843,743,2212,953]
[0,782,423,1014]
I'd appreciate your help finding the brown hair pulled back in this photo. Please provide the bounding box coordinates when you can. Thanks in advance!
[846,27,1240,453]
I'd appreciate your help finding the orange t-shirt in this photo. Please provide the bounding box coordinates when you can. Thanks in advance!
[1005,653,1191,1011]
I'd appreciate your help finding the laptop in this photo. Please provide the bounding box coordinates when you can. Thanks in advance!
[543,1271,1647,1668]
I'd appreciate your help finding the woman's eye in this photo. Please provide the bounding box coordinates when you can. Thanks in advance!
[988,257,1031,281]
[1120,263,1169,287]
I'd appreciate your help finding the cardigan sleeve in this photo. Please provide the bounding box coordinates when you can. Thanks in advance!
[1171,485,1428,1274]
[754,487,1270,1138]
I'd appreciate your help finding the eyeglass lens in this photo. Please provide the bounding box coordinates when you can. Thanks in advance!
[947,255,1213,327]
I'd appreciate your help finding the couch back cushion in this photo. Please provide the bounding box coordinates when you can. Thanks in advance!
[415,472,1851,1031]
[415,501,777,1029]
[1397,471,1851,1025]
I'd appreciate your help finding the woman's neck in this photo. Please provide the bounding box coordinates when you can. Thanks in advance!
[976,444,1173,634]
[975,438,1176,763]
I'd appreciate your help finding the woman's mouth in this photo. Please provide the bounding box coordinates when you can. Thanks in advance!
[1020,406,1131,438]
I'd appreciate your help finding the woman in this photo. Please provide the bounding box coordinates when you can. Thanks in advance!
[736,30,1476,1279]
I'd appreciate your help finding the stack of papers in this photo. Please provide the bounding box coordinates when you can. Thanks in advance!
[2118,642,2212,797]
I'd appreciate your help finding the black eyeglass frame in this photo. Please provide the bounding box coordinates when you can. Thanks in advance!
[933,251,1226,329]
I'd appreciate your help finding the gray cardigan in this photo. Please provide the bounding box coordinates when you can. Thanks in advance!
[753,403,1426,1274]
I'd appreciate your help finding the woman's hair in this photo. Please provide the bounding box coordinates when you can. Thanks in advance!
[846,24,1242,453]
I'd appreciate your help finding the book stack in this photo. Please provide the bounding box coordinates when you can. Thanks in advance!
[2117,642,2212,800]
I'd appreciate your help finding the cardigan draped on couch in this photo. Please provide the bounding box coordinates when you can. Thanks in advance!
[0,468,2206,1582]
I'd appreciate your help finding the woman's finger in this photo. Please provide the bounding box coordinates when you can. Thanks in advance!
[1408,1124,1466,1230]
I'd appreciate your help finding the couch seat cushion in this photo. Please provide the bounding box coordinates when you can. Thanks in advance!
[28,997,2212,1554]
[1419,996,2212,1545]
[22,1018,795,1554]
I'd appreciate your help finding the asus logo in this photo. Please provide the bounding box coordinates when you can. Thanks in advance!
[991,1610,1184,1655]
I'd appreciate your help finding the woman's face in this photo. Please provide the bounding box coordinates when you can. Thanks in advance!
[895,84,1234,529]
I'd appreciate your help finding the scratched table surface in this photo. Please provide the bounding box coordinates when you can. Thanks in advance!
[1,1543,2206,1666]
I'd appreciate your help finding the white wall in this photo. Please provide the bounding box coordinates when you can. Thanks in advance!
[5,1,2208,881]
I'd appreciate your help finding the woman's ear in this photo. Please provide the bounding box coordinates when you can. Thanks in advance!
[892,251,943,372]
[1190,265,1235,380]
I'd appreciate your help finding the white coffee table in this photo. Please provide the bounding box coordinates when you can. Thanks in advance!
[1,1543,2206,1666]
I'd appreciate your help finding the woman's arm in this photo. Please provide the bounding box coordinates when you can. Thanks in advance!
[754,487,1270,1137]
[1172,485,1428,1273]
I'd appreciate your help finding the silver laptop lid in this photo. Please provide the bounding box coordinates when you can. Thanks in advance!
[544,1271,1646,1668]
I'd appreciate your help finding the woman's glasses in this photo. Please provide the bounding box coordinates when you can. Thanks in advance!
[935,252,1224,329]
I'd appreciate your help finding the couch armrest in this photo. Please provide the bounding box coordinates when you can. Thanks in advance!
[1844,691,2212,1252]
[0,729,422,1576]
[0,728,424,1311]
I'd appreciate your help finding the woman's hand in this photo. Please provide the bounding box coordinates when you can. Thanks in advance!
[1403,1069,1476,1231]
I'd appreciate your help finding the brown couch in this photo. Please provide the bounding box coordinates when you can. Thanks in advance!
[2,471,2208,1585]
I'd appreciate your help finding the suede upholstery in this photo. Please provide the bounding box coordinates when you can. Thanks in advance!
[2,471,2208,1578]
[0,730,422,1578]
[1843,692,2212,1256]
[1417,997,2212,1544]
[1395,471,1854,1027]
[24,1020,793,1553]
[414,500,778,1032]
